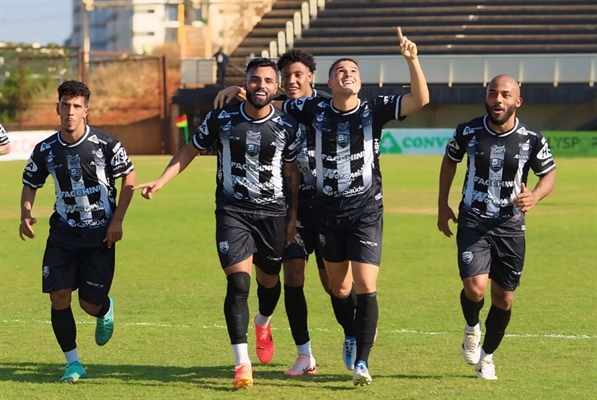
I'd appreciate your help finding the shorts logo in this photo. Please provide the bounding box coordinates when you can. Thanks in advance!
[461,251,473,265]
[318,234,326,247]
[219,241,229,254]
[43,266,50,279]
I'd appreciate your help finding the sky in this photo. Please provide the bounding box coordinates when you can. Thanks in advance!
[0,0,73,45]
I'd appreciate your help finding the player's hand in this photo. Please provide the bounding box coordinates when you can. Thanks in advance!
[396,26,418,60]
[285,218,297,248]
[103,218,123,249]
[19,217,37,241]
[213,86,243,109]
[437,204,457,237]
[513,183,537,213]
[133,181,164,200]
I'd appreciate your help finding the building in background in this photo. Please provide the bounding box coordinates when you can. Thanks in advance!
[68,0,203,54]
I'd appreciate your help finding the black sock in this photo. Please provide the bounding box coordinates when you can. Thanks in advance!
[460,289,484,327]
[330,285,357,337]
[224,272,250,345]
[483,305,512,354]
[355,292,378,365]
[257,279,281,317]
[95,297,111,318]
[284,284,309,345]
[51,307,77,353]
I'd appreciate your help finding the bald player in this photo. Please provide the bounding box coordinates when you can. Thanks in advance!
[437,74,556,380]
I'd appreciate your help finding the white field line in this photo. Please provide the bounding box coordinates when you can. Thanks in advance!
[2,319,595,339]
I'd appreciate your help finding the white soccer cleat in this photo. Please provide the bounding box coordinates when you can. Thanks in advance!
[284,354,317,376]
[476,352,498,380]
[462,323,482,365]
[353,361,372,386]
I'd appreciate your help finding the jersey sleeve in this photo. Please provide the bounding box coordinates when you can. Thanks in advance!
[445,125,467,162]
[192,111,218,150]
[0,125,9,145]
[22,145,49,189]
[282,97,319,126]
[283,119,301,162]
[529,133,556,176]
[109,140,134,179]
[372,95,405,125]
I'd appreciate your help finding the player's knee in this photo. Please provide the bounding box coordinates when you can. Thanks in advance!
[227,272,251,297]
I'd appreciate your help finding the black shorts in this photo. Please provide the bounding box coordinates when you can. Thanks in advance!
[215,208,287,275]
[42,242,115,305]
[282,207,325,269]
[456,209,526,291]
[314,204,383,266]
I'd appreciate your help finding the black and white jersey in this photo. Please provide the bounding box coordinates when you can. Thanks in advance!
[446,115,556,219]
[283,95,404,210]
[193,102,300,215]
[22,126,134,240]
[276,89,332,204]
[0,124,8,146]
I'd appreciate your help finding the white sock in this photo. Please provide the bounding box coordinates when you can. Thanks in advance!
[232,343,251,366]
[254,313,272,328]
[297,342,312,357]
[64,349,80,365]
[480,348,492,361]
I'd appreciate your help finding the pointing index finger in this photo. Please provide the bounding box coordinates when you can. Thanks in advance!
[396,26,403,41]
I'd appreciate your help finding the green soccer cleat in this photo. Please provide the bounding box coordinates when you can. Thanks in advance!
[60,361,87,383]
[95,297,114,346]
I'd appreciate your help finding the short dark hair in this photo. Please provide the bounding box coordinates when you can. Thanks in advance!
[328,58,359,77]
[57,80,91,105]
[245,57,278,74]
[277,49,316,73]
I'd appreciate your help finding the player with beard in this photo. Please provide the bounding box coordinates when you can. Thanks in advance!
[135,58,301,389]
[214,49,359,376]
[437,74,556,379]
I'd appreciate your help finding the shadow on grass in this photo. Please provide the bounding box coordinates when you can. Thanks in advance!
[0,362,470,391]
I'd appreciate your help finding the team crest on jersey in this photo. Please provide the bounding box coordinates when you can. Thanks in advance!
[67,154,83,182]
[218,241,229,254]
[490,158,503,172]
[246,144,260,157]
[337,122,350,147]
[520,141,530,152]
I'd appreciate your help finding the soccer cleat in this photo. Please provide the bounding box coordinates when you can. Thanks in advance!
[95,297,114,346]
[284,354,317,376]
[233,363,253,389]
[461,323,482,365]
[343,336,357,370]
[353,361,372,386]
[476,352,498,380]
[254,316,275,363]
[60,361,87,383]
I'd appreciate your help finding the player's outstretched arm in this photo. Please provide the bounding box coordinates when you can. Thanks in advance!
[437,154,458,237]
[19,185,38,241]
[134,142,200,199]
[213,86,245,109]
[104,170,137,248]
[396,27,430,117]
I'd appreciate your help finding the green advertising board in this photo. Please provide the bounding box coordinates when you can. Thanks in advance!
[380,129,597,157]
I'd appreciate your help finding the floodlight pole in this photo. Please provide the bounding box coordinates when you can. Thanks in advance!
[81,0,94,82]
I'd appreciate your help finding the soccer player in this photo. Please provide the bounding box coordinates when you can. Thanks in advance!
[437,74,557,379]
[0,124,10,155]
[214,49,359,376]
[135,58,301,389]
[19,80,136,383]
[281,30,430,385]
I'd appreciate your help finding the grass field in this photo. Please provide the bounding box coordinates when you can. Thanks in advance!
[0,155,595,400]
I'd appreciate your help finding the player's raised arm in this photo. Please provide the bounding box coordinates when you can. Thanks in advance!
[213,86,246,109]
[396,27,429,117]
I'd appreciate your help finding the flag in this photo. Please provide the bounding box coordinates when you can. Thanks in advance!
[174,114,189,143]
[174,114,188,128]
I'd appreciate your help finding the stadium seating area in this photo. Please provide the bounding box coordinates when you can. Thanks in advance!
[225,0,597,81]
